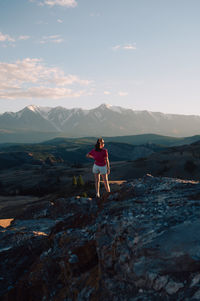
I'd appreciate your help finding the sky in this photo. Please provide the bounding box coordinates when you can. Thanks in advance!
[1,0,200,115]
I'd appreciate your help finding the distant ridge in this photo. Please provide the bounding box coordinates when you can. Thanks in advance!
[41,134,200,147]
[0,104,200,143]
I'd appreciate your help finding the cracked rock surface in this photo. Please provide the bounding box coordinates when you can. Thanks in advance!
[1,175,200,300]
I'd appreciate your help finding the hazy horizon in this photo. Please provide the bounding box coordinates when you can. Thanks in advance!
[1,1,200,115]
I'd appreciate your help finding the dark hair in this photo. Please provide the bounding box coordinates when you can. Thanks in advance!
[95,138,103,152]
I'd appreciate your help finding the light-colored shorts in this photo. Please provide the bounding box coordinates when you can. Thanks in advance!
[92,163,107,175]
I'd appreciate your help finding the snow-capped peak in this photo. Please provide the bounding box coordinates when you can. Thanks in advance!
[27,105,39,112]
[98,103,126,114]
[26,105,52,117]
[98,103,112,110]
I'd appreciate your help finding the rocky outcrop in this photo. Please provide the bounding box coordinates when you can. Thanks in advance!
[1,175,200,300]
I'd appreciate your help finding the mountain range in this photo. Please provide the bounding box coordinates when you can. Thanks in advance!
[1,104,200,143]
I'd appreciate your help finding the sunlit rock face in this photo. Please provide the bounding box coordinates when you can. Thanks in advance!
[1,175,200,300]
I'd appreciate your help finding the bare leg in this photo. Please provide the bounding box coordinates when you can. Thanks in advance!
[94,173,100,197]
[102,174,110,192]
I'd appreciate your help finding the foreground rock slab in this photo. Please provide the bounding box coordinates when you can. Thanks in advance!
[1,175,200,300]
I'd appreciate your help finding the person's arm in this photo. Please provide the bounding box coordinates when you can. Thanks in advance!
[106,157,110,175]
[86,152,94,159]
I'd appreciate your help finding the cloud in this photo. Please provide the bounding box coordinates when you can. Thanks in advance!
[0,32,15,42]
[42,0,77,7]
[40,35,64,44]
[118,91,128,97]
[57,19,63,23]
[123,45,137,50]
[112,43,137,51]
[0,32,31,46]
[112,45,121,51]
[0,87,86,99]
[18,35,30,40]
[0,58,92,99]
[104,91,111,95]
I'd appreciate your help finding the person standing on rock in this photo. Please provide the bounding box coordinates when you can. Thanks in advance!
[86,138,110,198]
